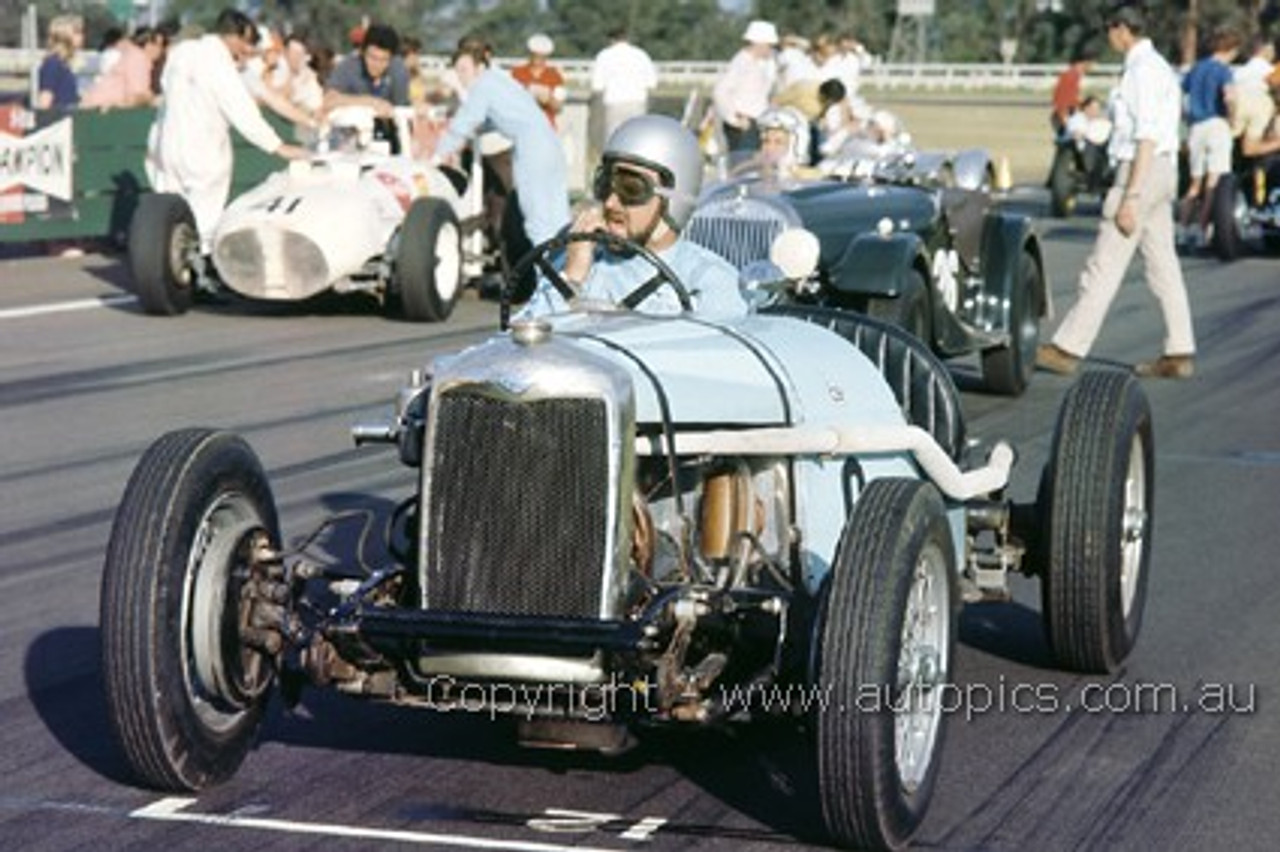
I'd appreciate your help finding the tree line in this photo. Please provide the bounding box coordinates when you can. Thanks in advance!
[4,0,1277,67]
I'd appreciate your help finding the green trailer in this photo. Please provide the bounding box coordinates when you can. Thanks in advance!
[0,105,297,246]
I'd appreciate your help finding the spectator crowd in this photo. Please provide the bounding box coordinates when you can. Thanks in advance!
[25,1,1276,376]
[22,10,898,260]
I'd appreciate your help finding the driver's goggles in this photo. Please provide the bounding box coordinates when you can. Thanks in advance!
[593,165,661,207]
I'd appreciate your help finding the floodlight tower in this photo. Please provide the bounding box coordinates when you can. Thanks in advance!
[888,0,935,64]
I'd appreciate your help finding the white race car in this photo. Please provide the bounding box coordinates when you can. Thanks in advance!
[128,107,490,322]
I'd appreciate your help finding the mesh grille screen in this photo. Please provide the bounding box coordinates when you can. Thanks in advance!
[686,200,791,271]
[425,391,610,617]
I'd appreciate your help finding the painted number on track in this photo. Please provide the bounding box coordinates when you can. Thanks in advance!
[527,809,667,841]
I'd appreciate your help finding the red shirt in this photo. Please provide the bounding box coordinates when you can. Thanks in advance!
[511,62,564,128]
[1052,64,1084,125]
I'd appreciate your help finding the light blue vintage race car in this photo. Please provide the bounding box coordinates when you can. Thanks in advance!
[100,232,1154,851]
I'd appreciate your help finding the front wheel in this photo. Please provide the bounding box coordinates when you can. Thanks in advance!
[1037,370,1154,673]
[101,429,280,790]
[128,193,199,316]
[980,250,1042,396]
[395,197,463,322]
[865,270,930,345]
[812,478,957,851]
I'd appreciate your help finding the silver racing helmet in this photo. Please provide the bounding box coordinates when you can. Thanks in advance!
[599,115,703,231]
[757,106,811,167]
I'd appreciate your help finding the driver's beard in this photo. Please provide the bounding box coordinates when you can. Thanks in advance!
[631,206,669,249]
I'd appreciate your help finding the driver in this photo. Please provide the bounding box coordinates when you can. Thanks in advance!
[523,115,747,319]
[731,106,817,179]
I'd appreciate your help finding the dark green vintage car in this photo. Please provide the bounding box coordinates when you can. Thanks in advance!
[687,159,1048,396]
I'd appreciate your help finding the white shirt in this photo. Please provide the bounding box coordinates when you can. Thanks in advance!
[1234,55,1273,98]
[149,35,283,187]
[98,46,122,76]
[1107,38,1181,162]
[1065,111,1112,148]
[713,48,776,124]
[591,41,657,106]
[820,51,862,98]
[241,55,292,101]
[777,46,818,89]
[289,64,324,113]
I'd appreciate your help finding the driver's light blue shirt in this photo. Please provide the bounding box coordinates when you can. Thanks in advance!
[521,237,747,319]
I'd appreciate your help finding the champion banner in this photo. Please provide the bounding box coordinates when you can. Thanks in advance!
[0,105,75,224]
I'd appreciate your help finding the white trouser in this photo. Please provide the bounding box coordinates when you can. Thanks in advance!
[1052,156,1196,358]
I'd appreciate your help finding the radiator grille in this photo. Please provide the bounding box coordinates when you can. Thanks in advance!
[424,391,610,618]
[686,198,792,271]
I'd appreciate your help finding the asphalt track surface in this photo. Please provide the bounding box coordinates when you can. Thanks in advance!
[2,197,1279,850]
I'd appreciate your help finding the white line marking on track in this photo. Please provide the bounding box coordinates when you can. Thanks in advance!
[0,294,137,319]
[0,795,120,815]
[131,797,627,851]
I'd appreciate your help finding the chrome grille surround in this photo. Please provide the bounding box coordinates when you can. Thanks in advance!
[418,333,636,621]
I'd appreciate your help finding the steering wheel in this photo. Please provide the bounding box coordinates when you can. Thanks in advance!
[502,231,693,328]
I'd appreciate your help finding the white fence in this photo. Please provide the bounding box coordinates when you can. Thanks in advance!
[506,57,1123,93]
[0,47,1120,97]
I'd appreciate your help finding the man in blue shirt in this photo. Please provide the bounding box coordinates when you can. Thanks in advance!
[1178,26,1240,246]
[524,115,746,320]
[433,36,570,248]
[324,24,409,116]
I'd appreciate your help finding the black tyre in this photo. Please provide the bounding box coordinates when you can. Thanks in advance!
[980,250,1042,396]
[1048,146,1077,218]
[813,478,957,851]
[1210,173,1242,262]
[101,429,280,790]
[396,197,463,322]
[866,270,930,345]
[1037,370,1154,673]
[128,193,198,316]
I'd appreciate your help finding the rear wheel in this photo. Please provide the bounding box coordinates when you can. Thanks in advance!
[101,429,279,790]
[980,250,1041,396]
[812,478,956,851]
[1037,370,1154,673]
[129,193,198,316]
[395,197,463,322]
[1210,173,1243,262]
[1048,146,1077,218]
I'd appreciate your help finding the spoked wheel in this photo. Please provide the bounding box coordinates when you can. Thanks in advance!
[1037,370,1154,673]
[980,250,1042,396]
[101,429,280,790]
[395,197,463,322]
[812,478,957,851]
[128,193,199,316]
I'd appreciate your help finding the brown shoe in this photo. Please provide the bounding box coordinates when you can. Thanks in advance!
[1035,343,1081,375]
[1134,354,1194,379]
